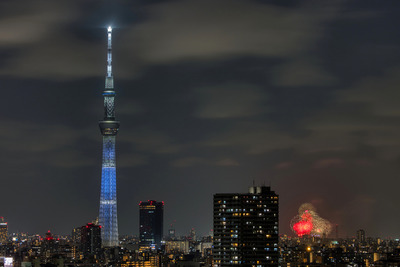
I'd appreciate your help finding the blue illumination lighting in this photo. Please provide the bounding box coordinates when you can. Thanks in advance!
[99,136,119,247]
[103,91,115,96]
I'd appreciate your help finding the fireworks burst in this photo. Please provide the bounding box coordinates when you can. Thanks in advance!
[290,203,332,237]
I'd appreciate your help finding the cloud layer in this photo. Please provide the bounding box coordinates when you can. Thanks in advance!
[0,0,400,238]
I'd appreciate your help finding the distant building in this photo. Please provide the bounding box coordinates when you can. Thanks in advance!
[41,231,58,262]
[139,200,164,250]
[0,257,13,267]
[72,226,82,259]
[190,228,196,241]
[81,223,102,260]
[165,240,190,254]
[168,228,176,240]
[213,186,279,266]
[357,229,366,243]
[121,252,160,267]
[0,217,7,244]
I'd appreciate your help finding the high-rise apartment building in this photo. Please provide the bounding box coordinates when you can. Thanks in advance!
[139,200,164,250]
[213,186,279,266]
[72,227,82,260]
[41,231,58,262]
[0,217,7,244]
[81,223,102,260]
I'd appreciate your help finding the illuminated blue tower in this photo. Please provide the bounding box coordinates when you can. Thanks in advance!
[99,26,119,247]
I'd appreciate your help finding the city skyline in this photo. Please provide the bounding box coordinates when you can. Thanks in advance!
[1,0,400,238]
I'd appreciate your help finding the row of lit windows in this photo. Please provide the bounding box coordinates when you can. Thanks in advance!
[216,243,278,248]
[218,209,276,214]
[139,206,156,210]
[233,213,251,216]
[219,208,274,212]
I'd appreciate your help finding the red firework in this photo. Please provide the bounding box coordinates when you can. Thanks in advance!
[292,210,313,237]
[291,203,332,237]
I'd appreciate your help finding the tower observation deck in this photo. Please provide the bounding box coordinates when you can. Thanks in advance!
[99,26,119,247]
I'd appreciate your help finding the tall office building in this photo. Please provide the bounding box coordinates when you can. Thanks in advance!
[81,223,102,260]
[41,231,58,262]
[72,227,82,245]
[213,186,279,266]
[98,26,120,247]
[139,200,164,250]
[0,217,7,244]
[357,229,366,244]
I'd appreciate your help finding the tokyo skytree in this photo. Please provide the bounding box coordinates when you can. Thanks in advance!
[98,26,119,247]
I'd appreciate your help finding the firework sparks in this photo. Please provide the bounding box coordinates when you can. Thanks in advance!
[290,203,332,237]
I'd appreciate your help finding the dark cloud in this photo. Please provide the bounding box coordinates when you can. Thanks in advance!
[194,83,268,119]
[171,157,209,168]
[215,159,240,167]
[271,57,337,87]
[0,0,400,238]
[0,1,80,47]
[312,158,345,169]
[171,157,240,168]
[118,0,341,65]
[339,67,400,117]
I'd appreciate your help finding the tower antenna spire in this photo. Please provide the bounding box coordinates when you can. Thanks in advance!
[105,26,114,89]
[107,26,112,78]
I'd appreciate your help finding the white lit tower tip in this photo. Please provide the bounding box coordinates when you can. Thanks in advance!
[106,26,113,84]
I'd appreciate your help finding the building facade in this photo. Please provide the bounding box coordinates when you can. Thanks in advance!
[165,240,190,254]
[213,186,279,266]
[357,229,366,244]
[72,227,82,260]
[41,231,58,263]
[81,223,102,260]
[139,200,164,250]
[0,217,7,244]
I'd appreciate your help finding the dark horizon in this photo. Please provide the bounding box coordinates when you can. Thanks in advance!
[1,0,400,238]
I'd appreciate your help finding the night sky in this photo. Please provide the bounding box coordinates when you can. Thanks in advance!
[1,0,400,238]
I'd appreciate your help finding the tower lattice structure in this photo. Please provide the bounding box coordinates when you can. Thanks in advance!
[99,26,120,247]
